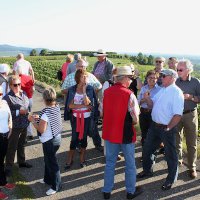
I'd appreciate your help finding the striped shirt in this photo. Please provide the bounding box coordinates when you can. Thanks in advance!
[38,105,62,138]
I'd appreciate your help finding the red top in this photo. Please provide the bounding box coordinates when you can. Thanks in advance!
[19,74,34,98]
[102,83,136,144]
[61,61,70,81]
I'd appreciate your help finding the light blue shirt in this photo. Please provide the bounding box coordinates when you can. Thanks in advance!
[61,72,102,90]
[151,83,184,125]
[138,84,161,108]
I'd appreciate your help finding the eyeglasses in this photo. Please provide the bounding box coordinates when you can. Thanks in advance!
[177,69,183,72]
[156,60,163,64]
[13,83,21,87]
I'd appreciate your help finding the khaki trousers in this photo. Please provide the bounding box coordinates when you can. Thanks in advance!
[176,110,198,170]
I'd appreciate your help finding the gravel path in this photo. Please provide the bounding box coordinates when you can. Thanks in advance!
[17,89,200,200]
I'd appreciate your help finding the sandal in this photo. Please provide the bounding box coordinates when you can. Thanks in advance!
[64,161,73,170]
[80,161,87,168]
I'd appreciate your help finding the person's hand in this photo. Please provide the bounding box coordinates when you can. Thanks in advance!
[86,105,92,110]
[183,93,191,100]
[143,90,150,99]
[134,69,140,77]
[19,109,28,115]
[28,115,34,122]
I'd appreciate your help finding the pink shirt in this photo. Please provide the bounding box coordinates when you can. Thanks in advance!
[61,61,70,81]
[13,59,32,75]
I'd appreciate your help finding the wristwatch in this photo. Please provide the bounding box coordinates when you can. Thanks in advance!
[165,127,170,132]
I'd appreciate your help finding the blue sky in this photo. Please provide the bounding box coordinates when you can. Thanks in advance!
[1,0,200,55]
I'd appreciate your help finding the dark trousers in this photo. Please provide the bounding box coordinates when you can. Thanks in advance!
[139,111,152,145]
[143,123,178,184]
[6,128,27,169]
[42,136,61,191]
[0,134,8,186]
[70,116,90,150]
[92,121,102,147]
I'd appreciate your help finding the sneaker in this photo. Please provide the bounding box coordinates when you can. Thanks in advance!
[46,188,57,196]
[4,183,16,190]
[127,186,143,199]
[39,179,45,184]
[0,192,8,200]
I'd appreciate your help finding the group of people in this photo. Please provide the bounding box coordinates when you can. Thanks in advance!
[0,50,199,199]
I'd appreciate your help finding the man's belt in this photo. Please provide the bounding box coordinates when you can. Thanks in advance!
[140,107,152,113]
[153,121,167,129]
[183,109,195,114]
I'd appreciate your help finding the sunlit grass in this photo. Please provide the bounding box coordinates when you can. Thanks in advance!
[9,166,35,199]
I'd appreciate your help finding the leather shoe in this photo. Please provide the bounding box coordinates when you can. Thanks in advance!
[95,145,104,152]
[161,183,172,190]
[137,171,153,179]
[19,162,32,168]
[189,170,197,179]
[103,192,111,199]
[127,186,143,199]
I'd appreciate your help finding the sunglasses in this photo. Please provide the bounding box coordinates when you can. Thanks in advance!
[156,60,163,64]
[148,77,156,80]
[161,74,169,78]
[177,69,183,72]
[13,83,21,87]
[127,76,133,80]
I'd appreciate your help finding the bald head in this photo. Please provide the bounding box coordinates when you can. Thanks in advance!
[16,53,24,60]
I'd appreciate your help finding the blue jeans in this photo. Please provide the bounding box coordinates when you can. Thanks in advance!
[42,135,61,191]
[142,123,178,184]
[102,141,136,193]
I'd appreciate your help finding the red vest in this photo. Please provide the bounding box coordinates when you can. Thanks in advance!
[102,83,136,144]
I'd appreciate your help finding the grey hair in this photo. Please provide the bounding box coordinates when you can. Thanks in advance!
[178,59,193,73]
[42,87,57,105]
[115,75,126,82]
[154,56,166,63]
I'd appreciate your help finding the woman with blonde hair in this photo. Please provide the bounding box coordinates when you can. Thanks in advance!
[29,87,62,196]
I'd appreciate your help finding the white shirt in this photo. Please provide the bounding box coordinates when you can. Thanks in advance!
[13,59,32,75]
[151,83,184,125]
[0,100,12,133]
[39,113,58,143]
[1,82,10,97]
[73,93,91,118]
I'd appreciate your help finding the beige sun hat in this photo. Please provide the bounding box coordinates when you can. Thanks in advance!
[93,49,108,56]
[115,66,133,76]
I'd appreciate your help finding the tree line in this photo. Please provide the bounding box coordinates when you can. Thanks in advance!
[30,49,154,65]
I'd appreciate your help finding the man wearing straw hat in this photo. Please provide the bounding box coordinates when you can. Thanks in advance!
[101,66,142,199]
[92,49,113,102]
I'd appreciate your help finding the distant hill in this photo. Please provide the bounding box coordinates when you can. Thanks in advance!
[0,44,44,56]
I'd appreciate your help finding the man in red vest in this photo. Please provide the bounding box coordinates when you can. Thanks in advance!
[101,66,143,199]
